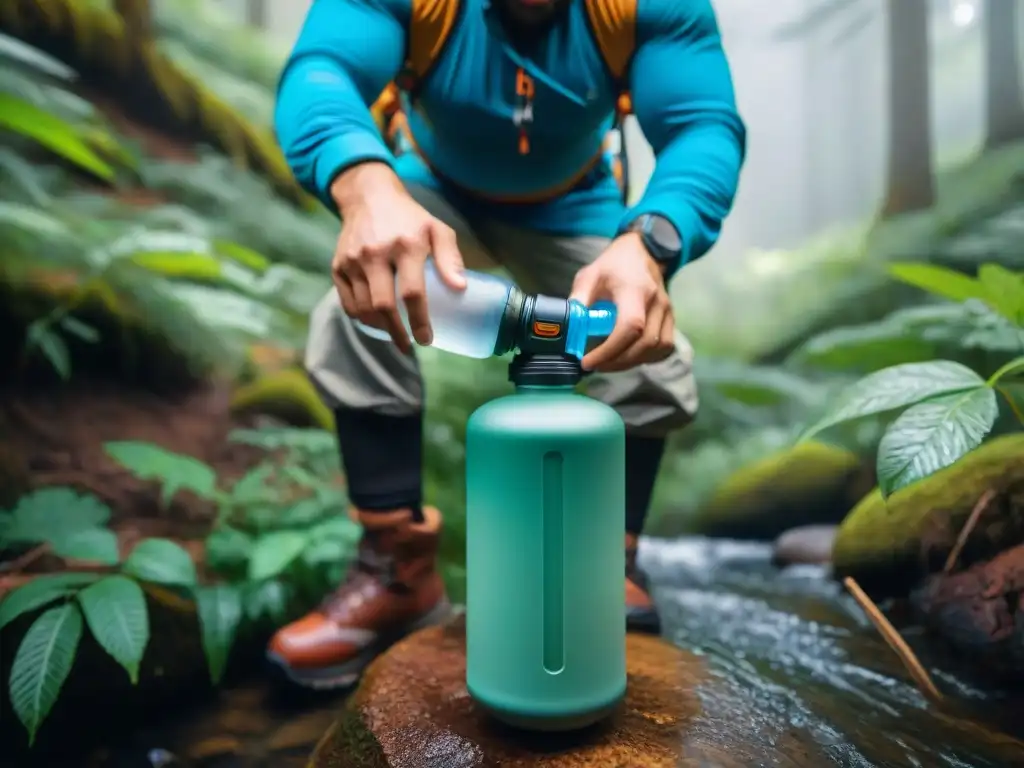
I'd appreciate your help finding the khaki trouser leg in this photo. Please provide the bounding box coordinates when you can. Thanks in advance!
[304,186,698,436]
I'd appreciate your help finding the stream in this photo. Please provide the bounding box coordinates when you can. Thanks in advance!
[74,537,1023,768]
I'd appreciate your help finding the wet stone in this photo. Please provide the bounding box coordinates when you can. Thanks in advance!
[310,614,822,768]
[772,525,838,567]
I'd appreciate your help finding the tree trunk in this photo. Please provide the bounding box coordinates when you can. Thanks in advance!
[246,0,268,29]
[113,0,153,42]
[881,0,935,217]
[983,0,1024,149]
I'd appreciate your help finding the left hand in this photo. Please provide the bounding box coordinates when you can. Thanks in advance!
[569,233,676,373]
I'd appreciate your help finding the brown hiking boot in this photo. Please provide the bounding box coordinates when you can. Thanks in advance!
[626,533,660,634]
[266,506,451,689]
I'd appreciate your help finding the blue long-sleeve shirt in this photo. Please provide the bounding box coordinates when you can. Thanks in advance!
[275,0,746,272]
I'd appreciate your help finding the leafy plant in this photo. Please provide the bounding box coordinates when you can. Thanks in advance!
[801,263,1024,497]
[0,491,198,744]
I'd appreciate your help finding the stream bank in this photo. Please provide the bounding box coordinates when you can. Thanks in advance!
[25,537,1022,768]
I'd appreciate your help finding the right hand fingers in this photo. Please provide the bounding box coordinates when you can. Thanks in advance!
[581,289,646,372]
[397,252,432,346]
[428,222,466,291]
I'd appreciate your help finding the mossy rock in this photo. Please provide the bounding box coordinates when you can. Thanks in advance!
[230,368,335,432]
[833,434,1024,599]
[685,442,873,540]
[309,614,823,768]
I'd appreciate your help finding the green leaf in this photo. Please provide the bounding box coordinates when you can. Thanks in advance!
[104,441,218,505]
[194,584,242,685]
[229,464,275,504]
[2,488,111,545]
[978,264,1024,325]
[49,528,120,565]
[25,320,70,380]
[876,388,998,497]
[802,361,986,439]
[58,315,100,343]
[243,579,290,625]
[248,531,308,581]
[0,573,98,630]
[77,576,149,684]
[204,526,253,576]
[9,603,83,745]
[122,538,197,586]
[887,262,987,303]
[0,93,114,181]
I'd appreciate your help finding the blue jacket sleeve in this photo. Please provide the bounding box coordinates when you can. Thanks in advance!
[274,0,409,210]
[621,0,746,274]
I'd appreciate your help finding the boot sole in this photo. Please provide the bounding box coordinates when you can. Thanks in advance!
[266,599,454,691]
[627,607,662,635]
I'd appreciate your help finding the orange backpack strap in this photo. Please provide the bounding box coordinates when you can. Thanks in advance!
[371,0,462,136]
[583,0,638,117]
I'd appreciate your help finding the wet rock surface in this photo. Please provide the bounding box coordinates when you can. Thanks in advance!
[310,613,819,768]
[772,524,838,566]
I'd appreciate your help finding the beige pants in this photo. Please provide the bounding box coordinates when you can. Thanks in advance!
[305,186,698,438]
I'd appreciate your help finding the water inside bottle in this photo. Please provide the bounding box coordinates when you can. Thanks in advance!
[354,261,513,358]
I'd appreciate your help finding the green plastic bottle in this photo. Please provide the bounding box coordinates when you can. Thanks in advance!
[465,296,627,732]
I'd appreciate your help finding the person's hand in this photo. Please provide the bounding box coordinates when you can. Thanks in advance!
[569,233,675,372]
[330,163,465,354]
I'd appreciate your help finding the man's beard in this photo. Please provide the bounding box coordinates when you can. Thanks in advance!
[493,0,571,48]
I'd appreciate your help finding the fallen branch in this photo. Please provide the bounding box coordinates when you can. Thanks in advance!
[843,576,943,704]
[943,489,997,575]
[0,543,49,574]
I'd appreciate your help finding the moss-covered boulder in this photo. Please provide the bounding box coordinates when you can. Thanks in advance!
[309,614,824,768]
[685,442,873,540]
[833,434,1024,599]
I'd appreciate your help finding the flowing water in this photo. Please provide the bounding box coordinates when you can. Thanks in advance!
[75,538,1023,768]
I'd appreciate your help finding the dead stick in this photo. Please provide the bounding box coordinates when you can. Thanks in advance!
[0,543,49,574]
[843,576,943,703]
[943,489,996,575]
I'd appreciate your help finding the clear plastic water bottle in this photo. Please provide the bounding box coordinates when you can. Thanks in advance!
[353,261,616,360]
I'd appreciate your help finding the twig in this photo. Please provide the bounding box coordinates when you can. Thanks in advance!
[943,489,996,575]
[0,543,49,574]
[843,576,943,704]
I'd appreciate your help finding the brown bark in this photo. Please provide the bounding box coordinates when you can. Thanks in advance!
[983,0,1024,149]
[881,0,935,217]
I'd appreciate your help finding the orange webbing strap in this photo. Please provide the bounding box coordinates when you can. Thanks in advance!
[370,0,462,149]
[584,0,638,201]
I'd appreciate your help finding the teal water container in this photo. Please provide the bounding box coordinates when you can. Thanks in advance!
[466,303,626,730]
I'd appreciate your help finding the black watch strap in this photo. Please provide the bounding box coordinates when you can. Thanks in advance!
[628,214,682,271]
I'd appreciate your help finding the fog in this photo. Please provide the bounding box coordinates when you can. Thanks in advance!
[215,0,995,262]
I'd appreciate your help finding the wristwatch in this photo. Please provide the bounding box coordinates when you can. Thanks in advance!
[627,214,683,274]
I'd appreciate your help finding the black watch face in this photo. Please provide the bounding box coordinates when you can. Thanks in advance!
[648,215,682,254]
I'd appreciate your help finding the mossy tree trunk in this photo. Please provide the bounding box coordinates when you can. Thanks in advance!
[113,0,152,42]
[881,0,935,217]
[983,0,1024,150]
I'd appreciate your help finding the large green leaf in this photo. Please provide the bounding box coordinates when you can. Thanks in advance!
[887,263,988,303]
[876,388,998,497]
[0,93,114,181]
[0,573,98,630]
[248,531,308,581]
[1,488,111,546]
[77,576,150,684]
[49,528,120,565]
[977,264,1024,325]
[104,441,218,505]
[122,538,197,586]
[802,361,986,439]
[204,526,253,577]
[194,584,243,684]
[9,603,83,745]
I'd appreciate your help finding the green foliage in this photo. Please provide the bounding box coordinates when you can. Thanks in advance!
[802,263,1024,497]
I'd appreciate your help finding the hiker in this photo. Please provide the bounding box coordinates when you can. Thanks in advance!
[268,0,745,689]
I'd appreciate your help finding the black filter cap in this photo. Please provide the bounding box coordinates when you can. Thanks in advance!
[508,352,583,387]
